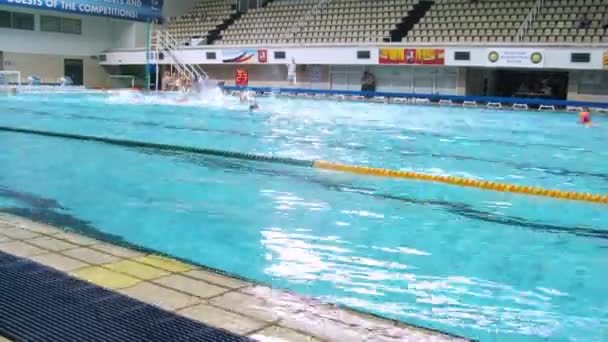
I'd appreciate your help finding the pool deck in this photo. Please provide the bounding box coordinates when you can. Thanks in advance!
[0,213,467,342]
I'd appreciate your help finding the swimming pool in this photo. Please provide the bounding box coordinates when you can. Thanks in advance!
[1,92,607,341]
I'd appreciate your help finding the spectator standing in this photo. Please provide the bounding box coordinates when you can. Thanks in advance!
[161,71,171,91]
[287,58,297,85]
[368,72,376,92]
[361,71,370,91]
[360,71,377,92]
[575,13,591,29]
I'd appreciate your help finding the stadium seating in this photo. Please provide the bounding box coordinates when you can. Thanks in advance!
[167,0,608,45]
[218,0,418,45]
[404,0,534,43]
[218,0,318,45]
[526,0,608,43]
[165,0,237,44]
[405,0,608,43]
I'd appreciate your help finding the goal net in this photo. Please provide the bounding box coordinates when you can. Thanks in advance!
[0,70,21,88]
[107,75,135,89]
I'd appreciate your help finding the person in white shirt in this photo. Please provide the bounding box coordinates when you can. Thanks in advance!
[287,58,297,85]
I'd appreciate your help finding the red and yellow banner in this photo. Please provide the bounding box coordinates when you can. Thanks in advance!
[379,48,445,65]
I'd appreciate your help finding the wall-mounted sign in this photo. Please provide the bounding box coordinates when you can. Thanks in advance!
[0,0,163,22]
[257,49,268,64]
[603,51,608,70]
[379,48,444,65]
[235,69,248,86]
[223,49,270,64]
[486,48,544,68]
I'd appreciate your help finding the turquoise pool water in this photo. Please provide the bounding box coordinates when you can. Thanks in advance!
[1,92,607,341]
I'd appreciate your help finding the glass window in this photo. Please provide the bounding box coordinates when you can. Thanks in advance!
[330,72,347,90]
[40,15,61,32]
[435,68,458,95]
[413,68,434,94]
[61,18,81,34]
[12,12,34,30]
[0,11,11,28]
[40,15,81,34]
[578,71,608,95]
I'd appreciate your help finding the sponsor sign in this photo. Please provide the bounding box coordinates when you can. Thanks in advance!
[379,48,444,65]
[603,51,608,70]
[486,48,544,68]
[0,0,163,22]
[223,49,271,64]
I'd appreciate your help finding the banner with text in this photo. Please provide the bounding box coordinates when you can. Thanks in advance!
[379,48,445,65]
[0,0,163,22]
[486,48,544,68]
[603,51,608,70]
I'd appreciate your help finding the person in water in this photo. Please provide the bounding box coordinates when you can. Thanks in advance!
[248,92,260,111]
[579,109,591,126]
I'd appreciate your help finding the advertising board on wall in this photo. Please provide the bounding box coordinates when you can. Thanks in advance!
[485,48,544,68]
[603,51,608,70]
[379,48,445,65]
[0,0,163,22]
[222,49,268,64]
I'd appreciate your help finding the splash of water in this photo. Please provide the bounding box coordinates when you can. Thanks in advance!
[105,80,228,108]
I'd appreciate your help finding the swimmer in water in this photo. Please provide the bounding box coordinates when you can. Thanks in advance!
[579,109,592,127]
[242,90,258,111]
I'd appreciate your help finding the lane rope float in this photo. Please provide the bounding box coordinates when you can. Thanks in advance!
[0,125,606,205]
[0,126,313,168]
[313,160,608,204]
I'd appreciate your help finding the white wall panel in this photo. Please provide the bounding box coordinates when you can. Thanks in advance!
[102,45,607,71]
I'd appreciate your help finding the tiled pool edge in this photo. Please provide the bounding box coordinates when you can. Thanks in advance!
[0,213,469,342]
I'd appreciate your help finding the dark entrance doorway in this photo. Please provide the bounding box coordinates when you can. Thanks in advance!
[64,59,83,86]
[466,68,569,100]
[494,69,568,100]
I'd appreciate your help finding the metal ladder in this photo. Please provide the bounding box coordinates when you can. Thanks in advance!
[515,0,544,42]
[151,29,209,82]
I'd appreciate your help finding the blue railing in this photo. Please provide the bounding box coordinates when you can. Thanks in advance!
[224,86,608,109]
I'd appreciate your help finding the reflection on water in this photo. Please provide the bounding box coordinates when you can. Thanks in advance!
[260,224,606,340]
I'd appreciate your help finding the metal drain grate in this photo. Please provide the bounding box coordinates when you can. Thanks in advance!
[0,251,253,342]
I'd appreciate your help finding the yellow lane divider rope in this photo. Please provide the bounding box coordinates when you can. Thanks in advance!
[313,160,608,204]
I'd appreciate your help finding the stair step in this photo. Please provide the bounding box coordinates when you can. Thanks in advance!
[391,0,435,42]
